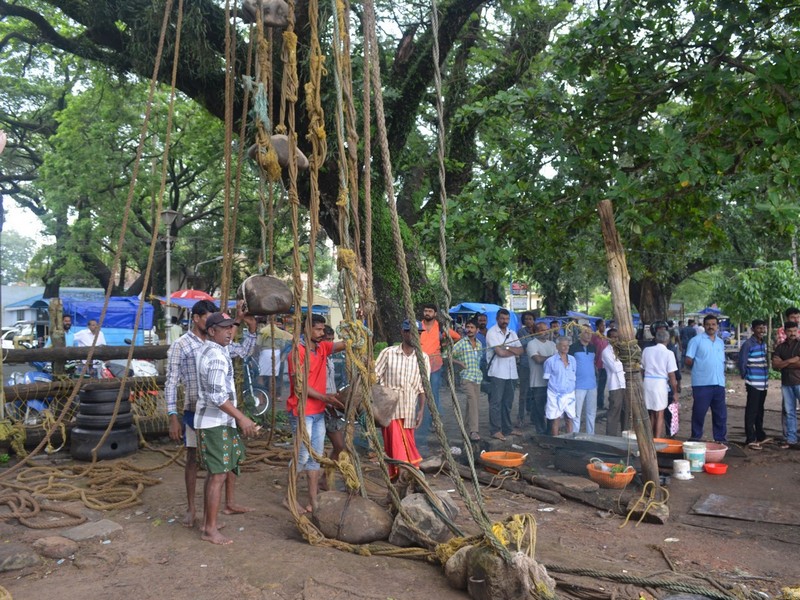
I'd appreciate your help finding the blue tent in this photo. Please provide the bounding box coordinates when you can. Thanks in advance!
[449,302,519,331]
[63,297,154,345]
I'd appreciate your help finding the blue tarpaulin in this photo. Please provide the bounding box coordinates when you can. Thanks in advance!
[449,302,519,331]
[63,297,154,346]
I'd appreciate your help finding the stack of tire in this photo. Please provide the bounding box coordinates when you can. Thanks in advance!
[70,387,139,461]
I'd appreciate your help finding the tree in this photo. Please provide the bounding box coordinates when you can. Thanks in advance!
[0,230,37,283]
[712,261,800,326]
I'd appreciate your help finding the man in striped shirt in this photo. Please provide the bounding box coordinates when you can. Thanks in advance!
[374,320,431,479]
[195,312,259,545]
[739,319,770,450]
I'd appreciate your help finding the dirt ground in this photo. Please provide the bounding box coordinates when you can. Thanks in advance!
[1,371,799,600]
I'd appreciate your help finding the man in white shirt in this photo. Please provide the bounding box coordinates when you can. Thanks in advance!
[527,322,556,435]
[641,329,679,438]
[601,328,627,436]
[486,308,523,440]
[73,320,107,347]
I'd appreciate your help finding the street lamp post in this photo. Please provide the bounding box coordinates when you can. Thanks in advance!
[160,209,180,322]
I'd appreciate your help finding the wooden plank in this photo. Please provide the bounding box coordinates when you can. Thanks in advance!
[451,463,564,505]
[692,493,800,526]
[3,344,169,364]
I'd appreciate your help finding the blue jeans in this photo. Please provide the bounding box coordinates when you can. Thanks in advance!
[417,368,442,451]
[573,388,597,434]
[691,385,727,442]
[782,385,800,444]
[288,412,326,471]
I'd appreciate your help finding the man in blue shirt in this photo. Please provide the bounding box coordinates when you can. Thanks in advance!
[738,319,770,450]
[685,314,727,441]
[569,326,597,434]
[543,337,577,436]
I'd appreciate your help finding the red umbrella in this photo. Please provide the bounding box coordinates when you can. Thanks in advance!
[171,289,215,302]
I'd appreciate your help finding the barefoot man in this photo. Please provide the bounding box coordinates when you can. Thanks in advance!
[165,299,258,528]
[195,312,259,545]
[285,314,346,514]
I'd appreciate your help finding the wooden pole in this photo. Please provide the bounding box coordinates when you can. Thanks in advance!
[49,298,66,376]
[2,344,169,365]
[597,200,660,489]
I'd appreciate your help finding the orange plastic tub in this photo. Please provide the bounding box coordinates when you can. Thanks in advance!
[703,462,728,475]
[654,438,684,454]
[480,451,527,473]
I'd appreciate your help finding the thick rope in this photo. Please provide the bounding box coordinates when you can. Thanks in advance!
[362,0,510,564]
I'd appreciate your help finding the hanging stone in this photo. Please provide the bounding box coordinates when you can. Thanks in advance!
[247,135,309,171]
[241,0,289,29]
[237,274,293,316]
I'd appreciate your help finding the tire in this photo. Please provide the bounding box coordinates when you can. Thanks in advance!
[70,426,139,461]
[77,401,132,416]
[79,387,131,404]
[75,412,134,430]
[243,387,270,417]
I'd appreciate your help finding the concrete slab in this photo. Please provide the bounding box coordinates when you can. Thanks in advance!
[61,519,123,542]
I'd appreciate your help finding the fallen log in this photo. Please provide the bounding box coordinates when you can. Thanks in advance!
[2,345,169,364]
[452,463,563,505]
[3,377,166,402]
[525,473,637,515]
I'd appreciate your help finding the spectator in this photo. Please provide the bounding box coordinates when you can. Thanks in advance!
[739,319,770,450]
[73,319,106,347]
[569,326,598,434]
[772,321,800,449]
[527,322,557,434]
[601,328,627,436]
[452,318,484,441]
[641,330,679,439]
[516,312,536,426]
[685,314,727,442]
[592,319,609,411]
[486,308,523,441]
[543,336,577,436]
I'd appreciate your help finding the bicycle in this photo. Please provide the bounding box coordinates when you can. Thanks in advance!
[242,356,271,420]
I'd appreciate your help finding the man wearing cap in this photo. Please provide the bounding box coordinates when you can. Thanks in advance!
[165,299,258,530]
[375,319,430,478]
[417,303,460,453]
[195,312,259,545]
[285,314,346,514]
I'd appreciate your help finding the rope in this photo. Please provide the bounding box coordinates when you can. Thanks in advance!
[362,0,511,564]
[620,479,669,528]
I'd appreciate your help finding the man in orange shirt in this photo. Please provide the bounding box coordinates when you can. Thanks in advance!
[417,303,461,452]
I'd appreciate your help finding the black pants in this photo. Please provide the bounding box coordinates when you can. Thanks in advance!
[531,386,548,434]
[488,376,516,436]
[596,367,607,410]
[744,383,767,444]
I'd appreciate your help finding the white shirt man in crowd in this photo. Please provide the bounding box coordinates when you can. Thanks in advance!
[73,319,106,347]
[641,329,679,438]
[601,328,628,436]
[486,308,523,440]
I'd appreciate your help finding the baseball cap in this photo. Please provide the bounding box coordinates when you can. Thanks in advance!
[401,319,423,331]
[205,312,236,329]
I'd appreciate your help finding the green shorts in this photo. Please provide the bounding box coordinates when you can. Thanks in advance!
[197,426,244,475]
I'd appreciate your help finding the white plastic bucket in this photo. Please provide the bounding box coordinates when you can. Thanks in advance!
[683,441,706,472]
[673,459,691,479]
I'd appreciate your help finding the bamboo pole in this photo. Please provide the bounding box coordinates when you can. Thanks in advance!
[597,200,660,489]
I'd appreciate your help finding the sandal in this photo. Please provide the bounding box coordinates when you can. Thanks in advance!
[469,432,481,442]
[491,432,506,441]
[779,442,791,449]
[747,442,762,451]
[510,429,523,436]
[760,437,773,444]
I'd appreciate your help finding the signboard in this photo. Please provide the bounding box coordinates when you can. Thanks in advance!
[511,281,528,295]
[511,296,528,310]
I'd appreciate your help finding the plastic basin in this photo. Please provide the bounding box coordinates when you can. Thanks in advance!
[704,442,728,462]
[703,462,728,475]
[654,438,683,454]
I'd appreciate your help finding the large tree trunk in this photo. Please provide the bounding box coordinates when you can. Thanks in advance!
[630,276,671,323]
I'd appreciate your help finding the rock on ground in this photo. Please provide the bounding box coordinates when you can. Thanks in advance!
[0,544,40,573]
[33,535,79,559]
[312,491,393,544]
[389,491,459,548]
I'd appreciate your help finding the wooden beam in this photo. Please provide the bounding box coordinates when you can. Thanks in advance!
[3,377,166,402]
[2,344,169,364]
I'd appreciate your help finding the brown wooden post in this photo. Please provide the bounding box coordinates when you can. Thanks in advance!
[597,200,660,488]
[49,298,66,375]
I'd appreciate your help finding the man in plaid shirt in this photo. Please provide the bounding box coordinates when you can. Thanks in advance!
[452,318,484,441]
[194,312,259,545]
[165,300,258,530]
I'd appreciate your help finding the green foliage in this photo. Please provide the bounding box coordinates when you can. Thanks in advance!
[588,292,613,319]
[0,231,38,283]
[712,261,800,324]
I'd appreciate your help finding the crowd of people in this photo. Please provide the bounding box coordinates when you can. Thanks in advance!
[163,299,800,545]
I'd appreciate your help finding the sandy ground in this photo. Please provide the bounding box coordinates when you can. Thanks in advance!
[1,370,799,599]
